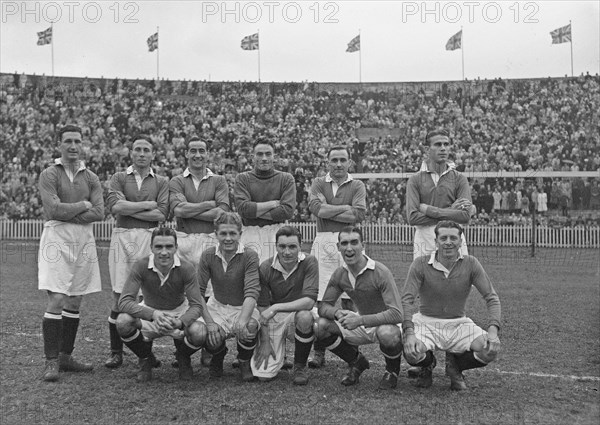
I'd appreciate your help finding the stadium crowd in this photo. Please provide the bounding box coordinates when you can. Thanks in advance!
[1,72,599,225]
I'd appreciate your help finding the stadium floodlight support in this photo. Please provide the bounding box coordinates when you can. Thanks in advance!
[257,29,261,82]
[156,26,160,81]
[570,20,574,77]
[461,26,464,81]
[359,28,362,84]
[51,23,54,77]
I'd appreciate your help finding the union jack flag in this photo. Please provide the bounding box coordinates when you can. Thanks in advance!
[241,33,259,50]
[37,27,52,46]
[445,30,462,51]
[346,35,360,53]
[147,32,158,52]
[550,24,571,44]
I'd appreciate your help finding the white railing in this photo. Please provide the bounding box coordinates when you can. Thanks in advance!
[1,219,599,248]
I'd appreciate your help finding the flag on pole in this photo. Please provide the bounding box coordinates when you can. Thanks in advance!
[346,35,360,53]
[550,24,571,44]
[445,30,462,50]
[147,32,158,52]
[37,27,52,46]
[241,33,259,50]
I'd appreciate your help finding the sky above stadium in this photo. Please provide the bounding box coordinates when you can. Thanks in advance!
[1,0,599,82]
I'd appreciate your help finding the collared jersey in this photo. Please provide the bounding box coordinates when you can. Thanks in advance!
[39,159,104,224]
[257,253,319,307]
[106,166,169,229]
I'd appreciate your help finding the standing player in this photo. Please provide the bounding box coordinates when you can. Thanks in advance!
[307,145,366,369]
[314,226,404,389]
[251,226,318,385]
[196,212,261,382]
[406,129,474,258]
[234,138,296,263]
[405,129,475,378]
[117,227,208,382]
[38,124,104,382]
[402,221,501,390]
[170,136,230,365]
[105,135,169,369]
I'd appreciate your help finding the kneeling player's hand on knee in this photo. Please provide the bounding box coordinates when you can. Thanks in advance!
[206,322,222,347]
[403,333,419,360]
[481,335,501,362]
[153,311,175,332]
[253,340,276,370]
[338,312,362,330]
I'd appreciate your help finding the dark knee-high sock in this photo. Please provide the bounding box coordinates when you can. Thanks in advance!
[42,312,62,360]
[237,337,257,361]
[108,310,122,353]
[294,329,314,366]
[319,334,358,364]
[60,309,80,355]
[381,346,402,375]
[455,351,487,371]
[120,329,152,359]
[174,337,201,357]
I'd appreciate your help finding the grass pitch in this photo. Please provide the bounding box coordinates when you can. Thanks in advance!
[0,241,598,425]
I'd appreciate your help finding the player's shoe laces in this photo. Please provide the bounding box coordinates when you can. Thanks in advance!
[378,371,398,390]
[341,353,370,386]
[445,352,467,391]
[58,353,93,372]
[412,355,437,388]
[137,357,153,383]
[42,359,59,382]
[238,359,256,382]
[308,350,326,369]
[292,364,309,386]
[104,352,123,369]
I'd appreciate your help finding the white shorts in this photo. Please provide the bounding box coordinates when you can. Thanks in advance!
[108,227,153,293]
[139,299,188,341]
[251,311,298,378]
[198,297,260,339]
[412,312,486,353]
[413,225,468,259]
[333,320,402,346]
[310,232,345,301]
[240,224,283,264]
[38,221,101,296]
[176,231,218,297]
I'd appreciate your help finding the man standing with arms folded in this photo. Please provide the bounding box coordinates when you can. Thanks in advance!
[252,226,318,385]
[105,135,169,369]
[307,146,366,369]
[234,138,296,263]
[39,124,104,382]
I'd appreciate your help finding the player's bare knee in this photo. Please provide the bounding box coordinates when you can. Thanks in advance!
[470,336,486,352]
[64,295,83,311]
[376,325,401,347]
[474,347,498,364]
[185,321,207,347]
[314,317,335,339]
[115,313,137,335]
[46,291,67,313]
[404,351,423,365]
[294,310,314,333]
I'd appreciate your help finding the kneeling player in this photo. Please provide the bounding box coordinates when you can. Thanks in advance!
[117,227,207,382]
[252,226,318,385]
[314,226,404,389]
[401,220,501,391]
[197,212,261,382]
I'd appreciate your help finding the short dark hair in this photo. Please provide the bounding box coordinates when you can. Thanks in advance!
[57,124,82,142]
[425,129,450,145]
[214,212,243,232]
[151,226,178,246]
[275,226,302,245]
[338,225,364,243]
[327,145,349,158]
[434,220,463,237]
[253,137,275,150]
[132,134,154,149]
[186,136,209,149]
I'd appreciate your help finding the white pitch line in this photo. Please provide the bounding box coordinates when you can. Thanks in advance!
[5,331,599,382]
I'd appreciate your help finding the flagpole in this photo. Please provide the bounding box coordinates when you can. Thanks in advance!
[569,20,573,77]
[156,26,160,81]
[358,29,362,83]
[51,22,55,77]
[461,26,464,80]
[257,29,261,82]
